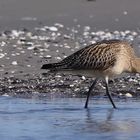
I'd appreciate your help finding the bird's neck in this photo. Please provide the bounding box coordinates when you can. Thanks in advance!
[131,57,140,73]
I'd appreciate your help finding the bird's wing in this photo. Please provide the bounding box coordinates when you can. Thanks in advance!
[60,43,117,70]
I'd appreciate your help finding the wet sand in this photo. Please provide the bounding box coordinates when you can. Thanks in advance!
[0,24,140,98]
[0,0,140,98]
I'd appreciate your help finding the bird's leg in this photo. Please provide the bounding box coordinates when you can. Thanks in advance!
[84,78,98,108]
[105,77,117,109]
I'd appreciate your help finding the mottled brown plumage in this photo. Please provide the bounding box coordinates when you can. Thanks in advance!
[60,40,118,70]
[41,40,140,109]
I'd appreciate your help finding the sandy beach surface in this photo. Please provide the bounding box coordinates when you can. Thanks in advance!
[0,0,140,98]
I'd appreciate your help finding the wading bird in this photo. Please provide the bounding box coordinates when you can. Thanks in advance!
[41,40,140,109]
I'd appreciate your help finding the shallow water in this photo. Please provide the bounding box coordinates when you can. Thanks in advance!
[0,96,140,140]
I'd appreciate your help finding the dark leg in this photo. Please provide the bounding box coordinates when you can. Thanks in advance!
[105,77,117,109]
[84,78,98,108]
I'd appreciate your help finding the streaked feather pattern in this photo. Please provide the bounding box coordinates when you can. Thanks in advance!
[42,40,123,71]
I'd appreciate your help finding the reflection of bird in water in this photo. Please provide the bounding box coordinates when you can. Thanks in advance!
[84,108,138,134]
[41,40,140,108]
[84,108,115,133]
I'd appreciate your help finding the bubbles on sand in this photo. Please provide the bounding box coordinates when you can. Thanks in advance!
[11,61,18,65]
[0,53,5,58]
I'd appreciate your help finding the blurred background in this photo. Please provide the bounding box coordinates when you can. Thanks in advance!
[0,0,140,31]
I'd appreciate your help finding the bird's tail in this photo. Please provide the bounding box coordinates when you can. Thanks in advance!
[41,62,65,71]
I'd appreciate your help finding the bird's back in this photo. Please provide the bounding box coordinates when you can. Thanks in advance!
[41,40,135,76]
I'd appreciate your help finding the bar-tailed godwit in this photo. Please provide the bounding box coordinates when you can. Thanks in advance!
[41,40,140,109]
